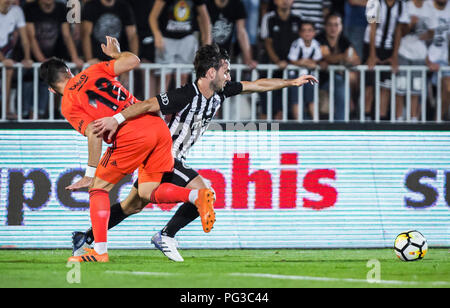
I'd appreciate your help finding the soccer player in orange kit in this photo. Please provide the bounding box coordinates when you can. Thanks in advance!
[39,36,215,263]
[76,43,318,262]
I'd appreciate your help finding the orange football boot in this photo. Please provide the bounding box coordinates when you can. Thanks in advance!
[194,188,216,233]
[68,248,109,263]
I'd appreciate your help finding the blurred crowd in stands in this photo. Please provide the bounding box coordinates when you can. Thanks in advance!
[0,0,449,122]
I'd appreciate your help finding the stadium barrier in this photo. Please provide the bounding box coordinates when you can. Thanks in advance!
[0,124,449,249]
[0,63,449,123]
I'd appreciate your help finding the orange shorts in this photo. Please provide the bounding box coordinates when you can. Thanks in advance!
[95,114,174,184]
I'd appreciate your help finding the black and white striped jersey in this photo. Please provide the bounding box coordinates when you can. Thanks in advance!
[287,38,322,62]
[156,81,243,160]
[364,0,410,50]
[291,0,331,32]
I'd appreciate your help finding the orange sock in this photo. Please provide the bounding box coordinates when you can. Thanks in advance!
[150,183,191,204]
[89,189,110,244]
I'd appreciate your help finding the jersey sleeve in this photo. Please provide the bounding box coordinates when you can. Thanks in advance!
[194,0,206,6]
[121,2,136,26]
[260,13,271,40]
[312,42,323,61]
[221,81,243,98]
[81,1,96,22]
[156,84,197,115]
[15,6,26,28]
[341,36,353,51]
[398,2,410,24]
[63,104,95,136]
[96,60,117,77]
[69,113,94,136]
[235,0,247,20]
[425,8,439,31]
[58,3,69,24]
[288,40,300,61]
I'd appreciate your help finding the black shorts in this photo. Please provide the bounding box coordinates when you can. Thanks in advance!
[139,37,155,62]
[363,43,394,88]
[258,69,284,115]
[133,158,199,188]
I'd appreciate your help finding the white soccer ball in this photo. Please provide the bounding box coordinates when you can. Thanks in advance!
[394,230,428,261]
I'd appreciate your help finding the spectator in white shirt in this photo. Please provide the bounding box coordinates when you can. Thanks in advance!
[0,0,33,121]
[426,0,450,121]
[396,0,437,122]
[288,21,323,119]
[363,0,410,121]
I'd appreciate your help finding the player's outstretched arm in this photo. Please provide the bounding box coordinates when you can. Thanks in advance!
[101,36,140,76]
[66,123,103,191]
[92,97,161,140]
[240,74,318,94]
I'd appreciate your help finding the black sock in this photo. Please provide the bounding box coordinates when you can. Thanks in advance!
[85,202,130,245]
[161,202,199,238]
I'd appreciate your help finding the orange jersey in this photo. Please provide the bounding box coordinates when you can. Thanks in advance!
[62,60,139,136]
[61,60,174,184]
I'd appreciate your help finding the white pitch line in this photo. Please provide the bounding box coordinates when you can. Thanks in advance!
[105,271,179,277]
[229,273,450,286]
[104,271,450,286]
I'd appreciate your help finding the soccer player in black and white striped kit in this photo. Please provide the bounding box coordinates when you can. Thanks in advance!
[71,44,317,261]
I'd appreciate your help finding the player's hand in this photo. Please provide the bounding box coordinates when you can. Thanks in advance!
[21,58,33,69]
[93,116,119,142]
[291,75,318,87]
[277,60,288,70]
[383,56,399,73]
[427,62,440,72]
[66,176,93,191]
[154,34,165,52]
[344,56,359,67]
[245,58,258,70]
[72,57,84,69]
[2,59,15,68]
[366,55,379,70]
[410,16,419,30]
[87,58,100,66]
[101,36,121,59]
[304,59,318,70]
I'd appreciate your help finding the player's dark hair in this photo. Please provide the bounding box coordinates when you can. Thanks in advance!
[301,21,316,31]
[194,44,230,79]
[39,57,70,90]
[325,12,343,25]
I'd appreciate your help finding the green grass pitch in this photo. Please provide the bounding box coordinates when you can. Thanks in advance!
[0,249,448,288]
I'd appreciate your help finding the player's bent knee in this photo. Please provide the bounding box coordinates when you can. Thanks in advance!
[138,188,155,204]
[137,189,152,204]
[90,177,115,192]
[137,182,160,204]
[121,193,147,215]
[187,175,209,190]
[126,199,146,215]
